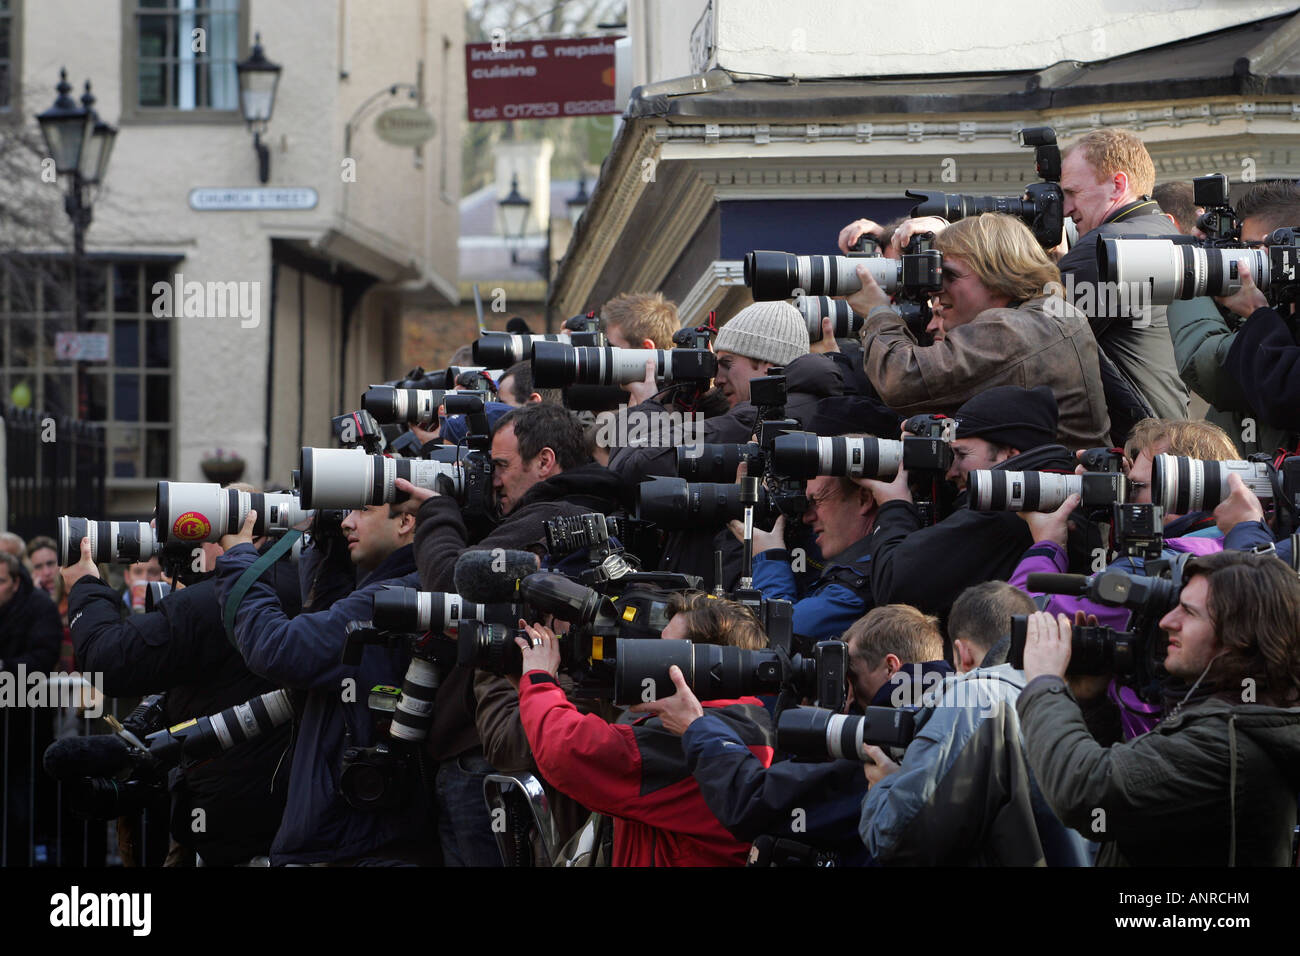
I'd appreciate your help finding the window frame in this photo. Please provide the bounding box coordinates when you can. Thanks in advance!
[0,0,22,122]
[119,0,249,125]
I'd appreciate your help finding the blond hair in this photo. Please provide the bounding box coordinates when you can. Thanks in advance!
[933,214,1060,304]
[843,605,943,669]
[1065,129,1155,198]
[1124,418,1240,462]
[600,292,680,349]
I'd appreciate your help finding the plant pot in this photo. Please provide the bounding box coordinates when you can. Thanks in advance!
[201,459,246,484]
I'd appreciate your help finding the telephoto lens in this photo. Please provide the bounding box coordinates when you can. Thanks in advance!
[1098,237,1272,304]
[795,295,863,341]
[389,659,441,742]
[675,443,759,482]
[155,483,313,543]
[635,477,775,530]
[57,517,160,566]
[361,385,445,425]
[530,342,716,388]
[298,447,464,509]
[769,432,903,480]
[612,639,777,707]
[457,621,528,677]
[144,581,172,613]
[966,470,1083,512]
[1151,454,1275,514]
[143,690,293,765]
[906,189,1035,226]
[472,331,566,368]
[775,705,917,762]
[371,585,516,634]
[744,251,903,301]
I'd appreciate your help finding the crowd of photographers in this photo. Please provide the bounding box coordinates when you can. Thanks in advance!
[8,126,1300,868]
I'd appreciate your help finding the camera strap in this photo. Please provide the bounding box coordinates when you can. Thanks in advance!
[222,531,305,647]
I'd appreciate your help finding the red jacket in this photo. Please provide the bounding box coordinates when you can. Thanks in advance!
[519,671,774,866]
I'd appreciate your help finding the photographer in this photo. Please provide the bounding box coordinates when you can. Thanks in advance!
[865,385,1083,620]
[1056,128,1189,423]
[731,464,878,645]
[408,401,622,864]
[214,503,435,865]
[1019,551,1300,865]
[1169,181,1300,456]
[497,360,561,407]
[600,291,680,350]
[516,591,773,866]
[63,530,299,866]
[1011,418,1236,628]
[858,582,1090,866]
[659,605,946,866]
[847,213,1110,449]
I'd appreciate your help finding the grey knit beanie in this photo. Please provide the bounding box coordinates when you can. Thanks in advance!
[715,301,810,366]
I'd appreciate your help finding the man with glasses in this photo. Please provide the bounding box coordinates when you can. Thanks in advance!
[730,452,880,644]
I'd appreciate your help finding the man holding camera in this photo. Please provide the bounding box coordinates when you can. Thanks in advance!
[864,385,1086,620]
[1169,180,1300,456]
[405,401,623,865]
[215,502,435,865]
[1056,128,1189,425]
[1019,550,1300,865]
[857,581,1090,865]
[64,525,298,866]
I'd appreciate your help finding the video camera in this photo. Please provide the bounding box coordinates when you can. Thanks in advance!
[906,126,1064,249]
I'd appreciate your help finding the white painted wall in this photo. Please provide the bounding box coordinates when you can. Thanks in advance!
[690,0,1299,78]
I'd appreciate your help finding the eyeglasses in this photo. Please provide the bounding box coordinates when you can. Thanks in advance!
[805,487,844,510]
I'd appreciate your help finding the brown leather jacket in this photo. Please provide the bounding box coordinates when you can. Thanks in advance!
[859,295,1111,450]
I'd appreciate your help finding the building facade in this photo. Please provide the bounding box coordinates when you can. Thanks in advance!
[2,0,462,517]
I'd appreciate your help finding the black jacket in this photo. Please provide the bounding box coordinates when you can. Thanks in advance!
[1223,305,1300,436]
[413,461,625,761]
[67,565,299,865]
[868,444,1087,621]
[1057,199,1190,427]
[607,352,846,484]
[0,571,61,674]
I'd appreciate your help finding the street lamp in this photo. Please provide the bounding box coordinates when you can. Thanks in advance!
[566,176,590,226]
[36,68,118,420]
[236,32,282,183]
[498,174,532,253]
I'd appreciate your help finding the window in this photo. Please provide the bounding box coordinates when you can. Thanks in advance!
[124,0,243,118]
[0,257,176,481]
[0,0,17,114]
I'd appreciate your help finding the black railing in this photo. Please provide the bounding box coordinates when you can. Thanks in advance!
[4,407,106,541]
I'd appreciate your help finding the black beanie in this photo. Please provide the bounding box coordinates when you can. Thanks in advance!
[954,385,1058,452]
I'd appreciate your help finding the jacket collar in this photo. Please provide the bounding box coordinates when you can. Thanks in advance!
[1104,197,1162,226]
[359,543,416,588]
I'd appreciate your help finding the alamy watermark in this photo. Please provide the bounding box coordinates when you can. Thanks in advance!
[590,404,705,451]
[151,273,261,329]
[0,666,104,718]
[1043,273,1152,327]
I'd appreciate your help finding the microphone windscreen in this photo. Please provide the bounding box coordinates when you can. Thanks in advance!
[43,734,133,780]
[505,316,533,335]
[453,548,539,603]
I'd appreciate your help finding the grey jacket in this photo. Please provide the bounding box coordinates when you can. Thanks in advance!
[1056,202,1190,422]
[859,295,1110,449]
[859,664,1091,866]
[1018,676,1300,866]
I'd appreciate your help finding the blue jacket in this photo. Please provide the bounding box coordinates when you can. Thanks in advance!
[683,713,870,866]
[860,664,1092,866]
[214,542,434,864]
[1223,518,1297,567]
[751,536,873,646]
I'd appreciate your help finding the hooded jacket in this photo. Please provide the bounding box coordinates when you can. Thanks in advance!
[413,460,626,761]
[860,664,1091,866]
[858,295,1110,450]
[214,542,435,864]
[519,670,774,866]
[868,443,1088,621]
[1018,676,1300,866]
